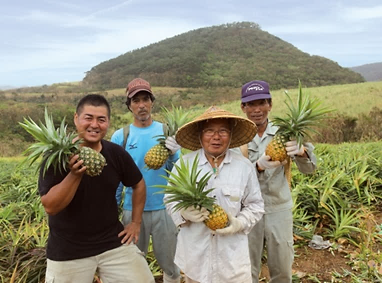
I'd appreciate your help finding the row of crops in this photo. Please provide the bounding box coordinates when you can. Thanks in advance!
[1,142,381,282]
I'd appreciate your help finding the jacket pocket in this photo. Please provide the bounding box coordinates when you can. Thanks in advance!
[219,185,242,214]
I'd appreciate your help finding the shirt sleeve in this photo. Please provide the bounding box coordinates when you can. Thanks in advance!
[294,142,317,174]
[111,128,123,147]
[236,165,265,234]
[111,129,125,205]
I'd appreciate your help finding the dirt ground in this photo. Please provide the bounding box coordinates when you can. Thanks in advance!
[153,245,360,283]
[154,210,381,283]
[262,244,356,282]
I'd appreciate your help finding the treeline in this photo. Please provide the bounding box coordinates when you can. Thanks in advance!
[83,22,364,90]
[1,99,380,157]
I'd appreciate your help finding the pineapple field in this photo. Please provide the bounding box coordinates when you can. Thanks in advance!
[0,81,381,282]
[1,142,381,282]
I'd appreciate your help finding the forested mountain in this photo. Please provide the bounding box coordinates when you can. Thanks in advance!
[350,62,382,81]
[83,22,364,90]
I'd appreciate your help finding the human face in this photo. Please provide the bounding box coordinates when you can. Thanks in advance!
[129,92,153,122]
[200,119,231,157]
[74,104,109,146]
[241,99,272,126]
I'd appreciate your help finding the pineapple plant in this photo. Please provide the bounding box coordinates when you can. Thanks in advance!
[19,108,106,177]
[144,105,191,170]
[155,155,229,230]
[265,81,333,162]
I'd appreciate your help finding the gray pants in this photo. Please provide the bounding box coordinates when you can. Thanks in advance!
[248,209,294,283]
[122,209,180,281]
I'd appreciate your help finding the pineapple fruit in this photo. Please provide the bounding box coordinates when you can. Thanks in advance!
[144,105,191,170]
[204,203,229,231]
[265,81,332,162]
[155,155,228,230]
[19,108,106,177]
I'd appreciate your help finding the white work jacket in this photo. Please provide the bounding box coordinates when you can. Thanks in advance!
[165,149,264,283]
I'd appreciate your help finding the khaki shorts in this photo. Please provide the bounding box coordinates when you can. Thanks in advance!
[45,244,155,283]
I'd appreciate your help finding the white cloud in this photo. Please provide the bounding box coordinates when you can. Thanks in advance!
[1,0,382,86]
[85,0,132,18]
[0,20,195,73]
[342,5,382,20]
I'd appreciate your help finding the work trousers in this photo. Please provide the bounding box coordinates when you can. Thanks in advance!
[248,209,294,283]
[122,209,180,281]
[45,244,155,283]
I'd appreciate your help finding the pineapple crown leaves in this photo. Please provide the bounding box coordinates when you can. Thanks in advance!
[18,108,81,177]
[154,154,216,212]
[272,80,334,146]
[154,104,192,144]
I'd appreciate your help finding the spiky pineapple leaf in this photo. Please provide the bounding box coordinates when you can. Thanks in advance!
[272,80,334,146]
[154,155,216,212]
[154,104,193,143]
[19,108,80,177]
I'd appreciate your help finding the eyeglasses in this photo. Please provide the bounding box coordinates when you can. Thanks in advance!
[202,128,231,138]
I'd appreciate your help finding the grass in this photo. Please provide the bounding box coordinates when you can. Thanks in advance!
[3,81,382,118]
[1,142,381,282]
[221,81,382,119]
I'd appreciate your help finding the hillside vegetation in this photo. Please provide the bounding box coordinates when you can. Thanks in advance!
[351,62,382,82]
[82,22,364,90]
[1,80,381,157]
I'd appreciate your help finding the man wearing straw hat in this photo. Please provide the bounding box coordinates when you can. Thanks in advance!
[239,80,317,283]
[164,106,265,283]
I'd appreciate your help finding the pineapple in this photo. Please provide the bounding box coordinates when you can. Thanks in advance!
[155,155,228,230]
[265,81,332,162]
[19,108,106,177]
[144,105,191,170]
[204,203,229,231]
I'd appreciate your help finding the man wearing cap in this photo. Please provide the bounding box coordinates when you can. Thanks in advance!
[164,106,264,283]
[239,80,317,282]
[111,78,181,283]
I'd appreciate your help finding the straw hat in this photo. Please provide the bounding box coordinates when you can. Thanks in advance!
[176,106,257,151]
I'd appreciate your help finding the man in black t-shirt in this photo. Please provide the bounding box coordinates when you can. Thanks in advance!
[38,94,155,282]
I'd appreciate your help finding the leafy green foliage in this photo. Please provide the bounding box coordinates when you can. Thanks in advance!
[18,108,80,177]
[292,142,382,241]
[155,155,216,212]
[154,104,193,143]
[0,161,46,282]
[1,81,382,158]
[272,80,334,145]
[1,141,381,281]
[82,22,364,90]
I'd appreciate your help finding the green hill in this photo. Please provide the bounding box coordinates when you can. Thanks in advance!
[83,22,364,90]
[351,62,382,81]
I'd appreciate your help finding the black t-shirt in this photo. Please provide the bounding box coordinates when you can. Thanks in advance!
[38,140,143,261]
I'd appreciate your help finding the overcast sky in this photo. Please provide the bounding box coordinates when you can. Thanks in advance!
[1,0,382,88]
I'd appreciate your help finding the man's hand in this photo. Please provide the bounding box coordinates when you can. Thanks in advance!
[165,136,181,155]
[215,213,244,235]
[68,154,86,176]
[118,221,141,245]
[257,154,285,170]
[285,140,305,157]
[181,206,210,222]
